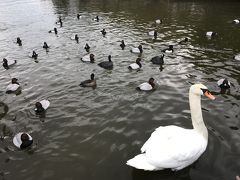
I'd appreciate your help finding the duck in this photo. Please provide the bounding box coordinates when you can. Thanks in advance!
[2,58,17,70]
[128,58,142,70]
[234,54,240,61]
[84,43,90,52]
[217,78,231,89]
[148,30,157,39]
[93,16,99,22]
[16,37,22,46]
[136,78,155,91]
[98,55,113,70]
[131,45,143,54]
[81,53,95,63]
[162,45,174,53]
[179,37,189,44]
[80,73,96,87]
[35,100,50,114]
[155,19,162,24]
[232,19,240,24]
[13,132,33,149]
[151,54,164,65]
[151,54,164,71]
[77,14,82,20]
[29,51,38,59]
[206,31,217,38]
[101,29,107,36]
[127,83,215,171]
[43,42,49,49]
[48,28,58,34]
[120,40,126,50]
[71,34,79,43]
[6,78,20,94]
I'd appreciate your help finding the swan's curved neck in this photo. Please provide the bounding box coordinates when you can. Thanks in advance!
[189,92,208,140]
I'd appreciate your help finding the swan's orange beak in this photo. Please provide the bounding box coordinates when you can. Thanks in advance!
[204,91,215,100]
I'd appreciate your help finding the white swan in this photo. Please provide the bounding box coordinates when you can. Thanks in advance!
[127,84,215,171]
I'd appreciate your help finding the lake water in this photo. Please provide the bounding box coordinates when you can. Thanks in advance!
[0,0,240,180]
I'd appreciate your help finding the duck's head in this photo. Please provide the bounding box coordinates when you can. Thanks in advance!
[75,34,78,38]
[190,84,215,100]
[184,38,189,42]
[148,78,155,87]
[121,40,125,45]
[11,78,18,84]
[108,55,112,62]
[3,58,7,63]
[21,133,29,142]
[90,54,94,62]
[17,37,21,41]
[90,73,95,80]
[169,45,173,50]
[35,102,44,111]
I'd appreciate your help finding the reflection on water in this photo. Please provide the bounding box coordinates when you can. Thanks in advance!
[0,0,239,180]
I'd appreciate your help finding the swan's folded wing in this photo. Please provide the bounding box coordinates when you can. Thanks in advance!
[141,126,207,169]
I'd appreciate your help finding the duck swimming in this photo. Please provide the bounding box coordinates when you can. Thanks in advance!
[30,51,38,60]
[148,30,157,39]
[155,19,162,24]
[6,78,20,94]
[71,34,79,43]
[127,84,215,171]
[101,29,106,36]
[179,37,189,44]
[136,78,155,91]
[80,73,96,87]
[131,45,143,54]
[120,40,126,50]
[232,19,239,24]
[49,28,58,35]
[217,78,230,89]
[43,42,49,49]
[16,37,22,46]
[151,54,164,71]
[98,55,113,70]
[2,58,17,70]
[234,54,240,61]
[206,31,217,38]
[81,53,95,63]
[93,16,99,22]
[84,43,90,52]
[77,14,82,20]
[13,132,33,149]
[162,45,174,53]
[128,58,142,70]
[35,100,50,114]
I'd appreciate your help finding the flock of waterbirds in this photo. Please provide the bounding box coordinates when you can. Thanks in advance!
[1,12,239,178]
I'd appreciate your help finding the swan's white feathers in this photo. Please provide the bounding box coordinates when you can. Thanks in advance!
[129,125,207,170]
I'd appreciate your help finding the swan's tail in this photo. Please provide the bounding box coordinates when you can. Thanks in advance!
[126,154,157,171]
